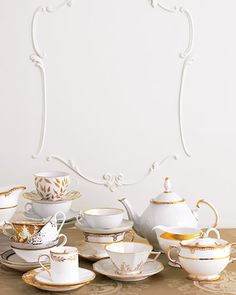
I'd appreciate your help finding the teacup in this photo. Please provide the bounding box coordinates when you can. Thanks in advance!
[38,246,78,284]
[77,208,124,229]
[25,200,72,218]
[0,185,26,209]
[34,171,70,200]
[3,220,45,243]
[12,234,67,262]
[27,211,66,245]
[105,242,160,275]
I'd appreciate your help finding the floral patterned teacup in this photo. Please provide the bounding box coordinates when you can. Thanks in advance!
[3,220,45,243]
[38,246,78,284]
[34,171,70,200]
[27,211,66,246]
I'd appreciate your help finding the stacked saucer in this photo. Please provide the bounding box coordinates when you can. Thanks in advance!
[75,208,134,261]
[23,171,81,223]
[0,185,26,226]
[2,211,67,268]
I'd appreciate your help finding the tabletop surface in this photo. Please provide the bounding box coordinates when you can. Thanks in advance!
[0,227,236,295]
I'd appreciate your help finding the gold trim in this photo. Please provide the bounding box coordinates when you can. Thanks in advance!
[180,242,229,250]
[179,254,230,260]
[150,199,185,205]
[50,247,78,255]
[0,186,26,197]
[160,232,201,241]
[0,205,17,210]
[105,241,153,254]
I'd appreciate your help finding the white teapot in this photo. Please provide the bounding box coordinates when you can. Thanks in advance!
[168,228,236,281]
[119,178,219,250]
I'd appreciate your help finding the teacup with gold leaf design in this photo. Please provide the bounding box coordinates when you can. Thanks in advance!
[34,172,70,200]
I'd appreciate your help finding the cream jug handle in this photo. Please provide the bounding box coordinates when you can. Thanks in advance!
[2,222,15,238]
[229,243,236,263]
[195,199,219,228]
[167,245,181,268]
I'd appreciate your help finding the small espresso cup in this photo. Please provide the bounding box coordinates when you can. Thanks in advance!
[3,220,45,243]
[38,246,79,284]
[105,242,160,275]
[34,171,70,200]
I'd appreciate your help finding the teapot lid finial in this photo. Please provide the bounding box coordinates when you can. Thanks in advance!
[164,177,172,193]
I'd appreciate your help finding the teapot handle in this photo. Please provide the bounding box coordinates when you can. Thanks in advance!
[195,199,219,228]
[167,245,181,268]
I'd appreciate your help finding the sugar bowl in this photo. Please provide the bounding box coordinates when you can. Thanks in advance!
[167,228,236,281]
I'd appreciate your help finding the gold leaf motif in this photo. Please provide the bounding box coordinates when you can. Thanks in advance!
[45,178,51,184]
[54,182,60,188]
[47,186,50,192]
[55,178,61,184]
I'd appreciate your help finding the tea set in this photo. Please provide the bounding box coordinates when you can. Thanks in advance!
[0,173,235,292]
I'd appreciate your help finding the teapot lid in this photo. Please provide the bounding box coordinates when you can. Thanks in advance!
[180,228,229,249]
[151,178,185,204]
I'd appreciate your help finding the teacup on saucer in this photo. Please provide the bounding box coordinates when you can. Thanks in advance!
[34,171,70,200]
[106,242,160,275]
[77,208,124,229]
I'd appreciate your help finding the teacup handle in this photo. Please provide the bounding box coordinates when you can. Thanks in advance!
[53,211,66,233]
[76,211,84,224]
[124,230,134,242]
[2,221,15,238]
[229,243,236,264]
[167,245,182,268]
[57,233,67,247]
[24,202,33,213]
[150,251,161,261]
[204,228,221,239]
[38,254,51,277]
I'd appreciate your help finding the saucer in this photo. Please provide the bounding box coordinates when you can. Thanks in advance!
[93,258,164,282]
[22,268,88,292]
[24,209,78,223]
[35,267,96,286]
[78,242,109,261]
[0,249,47,271]
[75,219,134,234]
[23,190,81,204]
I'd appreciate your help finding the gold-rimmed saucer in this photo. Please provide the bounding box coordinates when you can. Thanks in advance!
[23,191,81,204]
[78,242,109,261]
[22,268,89,292]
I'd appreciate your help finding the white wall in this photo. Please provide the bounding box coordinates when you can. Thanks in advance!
[0,0,235,227]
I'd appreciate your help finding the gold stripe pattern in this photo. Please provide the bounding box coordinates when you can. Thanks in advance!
[160,232,201,241]
[179,254,230,261]
[150,199,185,205]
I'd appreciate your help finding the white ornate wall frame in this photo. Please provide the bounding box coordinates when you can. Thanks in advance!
[30,0,194,192]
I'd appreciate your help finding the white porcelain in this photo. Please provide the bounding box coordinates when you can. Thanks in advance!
[23,190,81,203]
[119,177,219,250]
[0,185,26,209]
[24,208,77,222]
[35,267,95,286]
[0,206,18,226]
[34,171,70,200]
[38,246,78,284]
[10,237,60,250]
[83,231,134,243]
[77,208,124,229]
[168,228,236,281]
[24,200,72,218]
[75,219,133,234]
[0,249,44,271]
[93,258,164,282]
[153,225,202,266]
[12,234,67,262]
[27,212,66,245]
[105,242,160,275]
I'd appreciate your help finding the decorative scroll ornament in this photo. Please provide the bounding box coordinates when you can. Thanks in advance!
[47,154,179,192]
[150,0,194,157]
[30,0,195,190]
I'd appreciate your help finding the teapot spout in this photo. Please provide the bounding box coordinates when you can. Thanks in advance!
[118,197,141,236]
